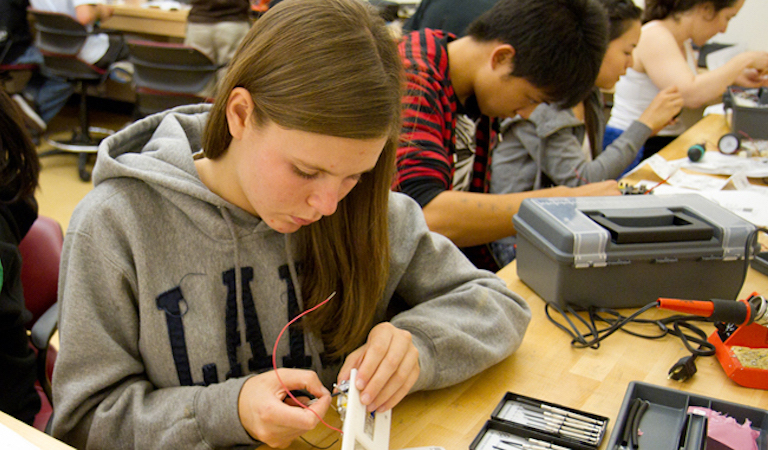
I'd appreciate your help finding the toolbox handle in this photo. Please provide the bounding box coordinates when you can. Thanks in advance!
[586,209,714,244]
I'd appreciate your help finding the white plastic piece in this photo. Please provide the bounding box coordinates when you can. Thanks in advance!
[340,369,391,450]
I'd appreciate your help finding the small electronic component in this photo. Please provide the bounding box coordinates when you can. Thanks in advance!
[618,183,651,195]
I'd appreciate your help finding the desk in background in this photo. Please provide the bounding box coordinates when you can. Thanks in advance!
[101,3,189,41]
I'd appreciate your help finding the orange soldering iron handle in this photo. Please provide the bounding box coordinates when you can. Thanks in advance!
[657,298,715,316]
[657,298,753,326]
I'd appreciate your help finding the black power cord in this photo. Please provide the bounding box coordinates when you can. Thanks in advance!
[544,302,718,382]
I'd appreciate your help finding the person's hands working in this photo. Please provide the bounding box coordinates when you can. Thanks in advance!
[338,322,420,413]
[638,86,684,135]
[734,51,768,88]
[238,368,332,448]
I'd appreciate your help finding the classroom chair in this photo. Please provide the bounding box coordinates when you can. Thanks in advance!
[0,39,38,95]
[18,215,63,433]
[28,9,123,182]
[127,40,220,118]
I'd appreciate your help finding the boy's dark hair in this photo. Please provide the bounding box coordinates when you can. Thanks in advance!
[466,0,608,108]
[600,0,643,40]
[643,0,737,23]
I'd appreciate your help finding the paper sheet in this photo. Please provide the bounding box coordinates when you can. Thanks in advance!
[0,422,42,450]
[632,154,768,227]
[678,152,768,178]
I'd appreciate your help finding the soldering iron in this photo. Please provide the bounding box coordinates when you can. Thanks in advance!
[656,294,767,382]
[657,294,768,328]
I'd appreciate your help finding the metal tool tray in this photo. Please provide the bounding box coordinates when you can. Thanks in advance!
[469,392,610,450]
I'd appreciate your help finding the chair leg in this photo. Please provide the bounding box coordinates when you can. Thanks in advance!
[77,153,91,182]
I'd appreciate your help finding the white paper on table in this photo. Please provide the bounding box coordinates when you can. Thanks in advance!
[675,152,768,178]
[703,103,726,116]
[634,181,768,227]
[0,422,42,450]
[640,155,729,190]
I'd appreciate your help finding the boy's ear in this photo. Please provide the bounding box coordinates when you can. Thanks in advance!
[490,44,516,73]
[226,87,254,140]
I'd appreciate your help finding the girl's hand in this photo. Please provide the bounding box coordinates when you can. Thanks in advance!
[638,86,684,134]
[238,369,331,448]
[735,68,764,88]
[338,322,420,413]
[735,52,768,87]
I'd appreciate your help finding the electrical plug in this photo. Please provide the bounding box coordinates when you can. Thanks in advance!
[668,355,698,381]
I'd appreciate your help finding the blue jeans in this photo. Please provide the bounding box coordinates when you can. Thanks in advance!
[14,46,74,124]
[604,125,644,178]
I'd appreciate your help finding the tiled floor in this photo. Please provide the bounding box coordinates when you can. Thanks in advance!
[36,96,134,231]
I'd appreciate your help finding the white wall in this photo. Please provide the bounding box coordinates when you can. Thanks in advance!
[632,0,768,51]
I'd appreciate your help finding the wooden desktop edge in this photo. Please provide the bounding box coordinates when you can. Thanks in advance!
[100,3,189,40]
[0,410,75,449]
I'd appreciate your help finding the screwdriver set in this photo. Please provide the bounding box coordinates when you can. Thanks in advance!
[470,392,609,450]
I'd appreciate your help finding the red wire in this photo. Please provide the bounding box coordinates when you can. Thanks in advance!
[271,291,343,434]
[645,174,672,194]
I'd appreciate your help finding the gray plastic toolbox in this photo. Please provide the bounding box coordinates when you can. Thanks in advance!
[606,381,767,450]
[726,86,768,140]
[513,194,757,309]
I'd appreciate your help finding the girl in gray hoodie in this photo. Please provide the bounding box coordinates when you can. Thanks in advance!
[50,0,531,448]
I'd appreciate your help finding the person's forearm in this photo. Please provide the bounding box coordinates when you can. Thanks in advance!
[421,188,571,247]
[74,4,112,25]
[679,53,755,108]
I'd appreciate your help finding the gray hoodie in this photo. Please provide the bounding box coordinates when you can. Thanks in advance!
[51,104,531,449]
[491,88,652,194]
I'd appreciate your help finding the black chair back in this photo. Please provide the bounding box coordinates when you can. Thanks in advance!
[30,10,88,56]
[28,9,118,181]
[28,10,104,81]
[128,40,219,116]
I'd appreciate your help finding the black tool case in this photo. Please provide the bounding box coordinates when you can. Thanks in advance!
[513,194,757,309]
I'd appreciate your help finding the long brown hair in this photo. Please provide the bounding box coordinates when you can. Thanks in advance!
[1,91,40,204]
[202,0,403,357]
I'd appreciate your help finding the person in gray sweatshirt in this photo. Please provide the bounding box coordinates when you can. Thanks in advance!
[50,0,531,448]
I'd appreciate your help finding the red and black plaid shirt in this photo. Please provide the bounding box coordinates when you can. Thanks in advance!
[394,29,500,271]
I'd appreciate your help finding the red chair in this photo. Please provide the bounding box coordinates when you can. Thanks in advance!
[18,215,63,432]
